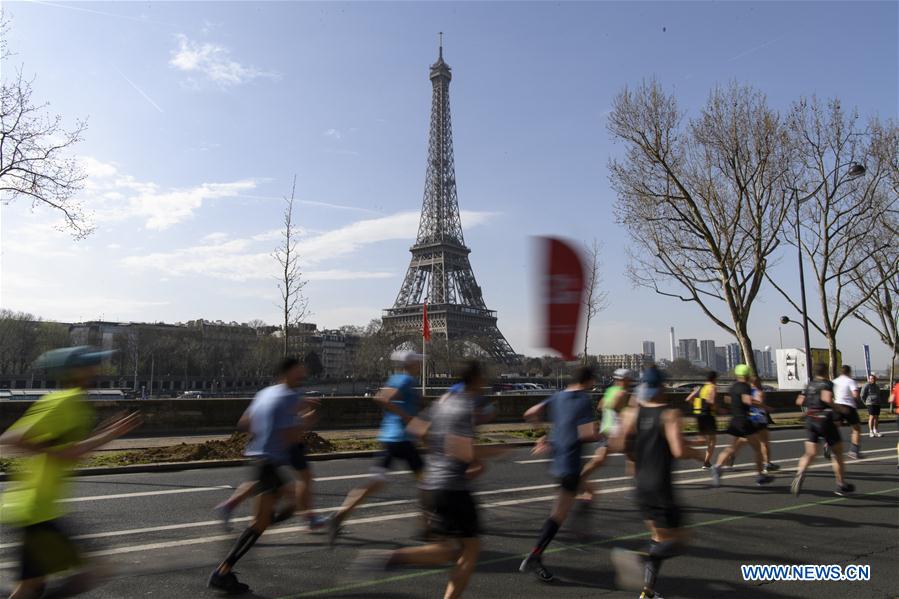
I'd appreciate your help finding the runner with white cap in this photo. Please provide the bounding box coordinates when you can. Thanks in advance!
[328,350,425,544]
[577,368,633,498]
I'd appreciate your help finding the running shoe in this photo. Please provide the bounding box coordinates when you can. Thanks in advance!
[790,473,805,497]
[640,592,665,599]
[875,432,882,438]
[710,464,721,487]
[848,451,860,460]
[868,431,874,438]
[611,548,645,591]
[307,514,328,532]
[834,482,855,496]
[763,462,780,472]
[519,553,555,583]
[214,502,234,531]
[701,461,711,470]
[207,570,250,595]
[756,474,774,486]
[327,514,343,546]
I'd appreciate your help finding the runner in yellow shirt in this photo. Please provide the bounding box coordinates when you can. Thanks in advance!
[0,346,141,599]
[685,371,718,469]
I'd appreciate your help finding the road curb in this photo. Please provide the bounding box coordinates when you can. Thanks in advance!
[9,420,874,481]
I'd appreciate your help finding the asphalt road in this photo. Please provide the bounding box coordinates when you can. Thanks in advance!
[1,428,897,598]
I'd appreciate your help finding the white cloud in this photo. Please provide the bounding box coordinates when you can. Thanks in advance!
[119,210,495,282]
[169,34,278,87]
[80,157,258,230]
[323,128,343,140]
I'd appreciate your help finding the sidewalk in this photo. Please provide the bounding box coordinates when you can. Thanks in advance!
[100,412,852,451]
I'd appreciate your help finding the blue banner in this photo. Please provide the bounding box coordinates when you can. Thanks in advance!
[863,344,872,377]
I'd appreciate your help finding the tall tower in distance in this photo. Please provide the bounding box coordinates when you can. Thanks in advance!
[669,327,676,361]
[382,36,516,363]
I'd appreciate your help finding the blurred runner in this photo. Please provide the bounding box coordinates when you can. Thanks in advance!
[207,357,309,594]
[893,380,899,470]
[832,365,862,459]
[709,365,773,487]
[0,346,142,599]
[518,366,600,582]
[578,368,633,496]
[328,350,425,544]
[215,394,326,532]
[609,366,704,599]
[348,361,503,599]
[791,363,854,497]
[750,377,779,474]
[860,374,882,438]
[684,371,718,469]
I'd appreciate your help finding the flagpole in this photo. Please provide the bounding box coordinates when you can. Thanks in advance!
[422,302,428,398]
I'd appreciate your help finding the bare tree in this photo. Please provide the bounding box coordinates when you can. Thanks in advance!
[767,101,899,377]
[608,80,792,374]
[851,238,899,385]
[581,239,609,364]
[0,12,89,237]
[273,175,309,357]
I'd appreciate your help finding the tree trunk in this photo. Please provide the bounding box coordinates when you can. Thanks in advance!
[827,335,839,379]
[735,324,757,376]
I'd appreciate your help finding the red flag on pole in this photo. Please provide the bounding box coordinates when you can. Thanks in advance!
[422,302,431,342]
[539,237,586,361]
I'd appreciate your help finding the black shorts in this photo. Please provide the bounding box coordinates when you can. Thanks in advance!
[558,473,580,493]
[424,489,480,538]
[376,441,424,473]
[806,418,841,446]
[290,444,308,471]
[254,459,287,494]
[726,417,758,438]
[835,405,860,426]
[635,489,681,529]
[20,520,82,581]
[866,404,881,417]
[695,414,716,435]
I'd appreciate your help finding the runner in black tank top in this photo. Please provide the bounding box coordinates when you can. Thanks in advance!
[609,366,704,599]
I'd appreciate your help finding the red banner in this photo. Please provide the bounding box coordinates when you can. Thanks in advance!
[422,302,431,342]
[540,237,586,361]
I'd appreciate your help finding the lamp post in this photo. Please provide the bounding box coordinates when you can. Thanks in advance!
[786,162,866,381]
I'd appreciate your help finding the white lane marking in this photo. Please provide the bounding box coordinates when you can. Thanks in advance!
[514,430,898,463]
[62,485,232,503]
[0,449,893,564]
[314,470,411,482]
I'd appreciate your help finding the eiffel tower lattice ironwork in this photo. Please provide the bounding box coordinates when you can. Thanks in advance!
[382,39,516,363]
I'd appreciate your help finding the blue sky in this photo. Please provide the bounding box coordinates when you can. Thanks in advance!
[2,1,897,367]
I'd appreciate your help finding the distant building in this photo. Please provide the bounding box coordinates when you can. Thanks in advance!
[726,343,742,371]
[752,349,774,378]
[642,341,656,362]
[669,327,676,362]
[678,339,699,363]
[714,347,728,372]
[699,340,716,369]
[595,354,647,372]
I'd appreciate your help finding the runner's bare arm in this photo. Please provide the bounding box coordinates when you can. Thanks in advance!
[608,407,637,453]
[1,411,143,461]
[663,409,704,462]
[373,387,412,422]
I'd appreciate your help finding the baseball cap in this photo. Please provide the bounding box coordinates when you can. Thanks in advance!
[613,368,634,380]
[34,346,115,371]
[390,350,424,364]
[734,364,752,377]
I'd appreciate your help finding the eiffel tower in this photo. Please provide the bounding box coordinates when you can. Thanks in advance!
[382,38,516,363]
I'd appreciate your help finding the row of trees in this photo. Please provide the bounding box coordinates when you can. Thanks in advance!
[610,81,898,377]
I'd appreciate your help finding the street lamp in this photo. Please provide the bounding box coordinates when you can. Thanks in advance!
[786,162,866,381]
